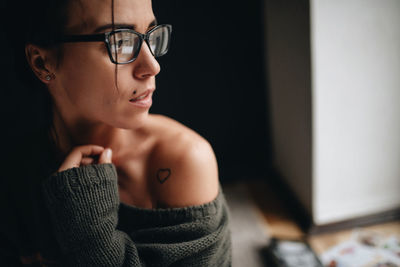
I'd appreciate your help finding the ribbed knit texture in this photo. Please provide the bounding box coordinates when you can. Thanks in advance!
[41,163,231,267]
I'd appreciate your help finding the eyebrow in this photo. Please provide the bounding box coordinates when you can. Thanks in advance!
[93,19,158,33]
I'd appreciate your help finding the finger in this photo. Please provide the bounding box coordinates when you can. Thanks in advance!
[66,145,104,166]
[58,145,104,172]
[81,157,94,165]
[72,145,105,158]
[98,148,113,164]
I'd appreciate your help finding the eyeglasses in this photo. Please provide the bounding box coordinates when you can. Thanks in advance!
[57,24,172,64]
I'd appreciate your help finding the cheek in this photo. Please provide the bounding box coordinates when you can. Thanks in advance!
[54,46,127,119]
[58,46,118,99]
[63,45,112,79]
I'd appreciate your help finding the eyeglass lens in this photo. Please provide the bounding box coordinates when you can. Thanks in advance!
[109,26,170,64]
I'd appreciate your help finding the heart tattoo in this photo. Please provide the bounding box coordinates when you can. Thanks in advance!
[157,168,171,184]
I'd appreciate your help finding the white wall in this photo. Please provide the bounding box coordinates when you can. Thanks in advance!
[310,0,400,224]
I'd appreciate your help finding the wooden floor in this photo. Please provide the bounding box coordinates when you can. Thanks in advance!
[243,179,400,256]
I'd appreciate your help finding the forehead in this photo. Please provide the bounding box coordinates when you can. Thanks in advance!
[65,0,155,33]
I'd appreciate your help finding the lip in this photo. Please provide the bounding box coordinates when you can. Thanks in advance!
[129,89,153,108]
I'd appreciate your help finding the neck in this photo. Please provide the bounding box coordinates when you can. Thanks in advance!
[50,106,128,159]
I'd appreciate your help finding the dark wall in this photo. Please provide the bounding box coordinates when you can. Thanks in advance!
[152,1,272,181]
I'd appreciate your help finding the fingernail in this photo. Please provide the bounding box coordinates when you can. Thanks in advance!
[106,148,112,160]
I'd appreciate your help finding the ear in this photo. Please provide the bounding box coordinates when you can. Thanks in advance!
[25,44,56,83]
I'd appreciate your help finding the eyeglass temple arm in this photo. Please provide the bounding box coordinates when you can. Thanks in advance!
[57,33,106,43]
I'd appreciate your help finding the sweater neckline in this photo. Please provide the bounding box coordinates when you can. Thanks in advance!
[119,188,223,213]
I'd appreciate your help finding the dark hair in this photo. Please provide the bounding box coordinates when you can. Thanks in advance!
[2,0,117,261]
[5,0,118,166]
[5,0,73,167]
[2,0,72,260]
[6,0,71,82]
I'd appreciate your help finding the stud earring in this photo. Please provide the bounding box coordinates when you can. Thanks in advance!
[44,73,56,81]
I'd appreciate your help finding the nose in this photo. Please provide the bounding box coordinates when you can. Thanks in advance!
[132,41,161,79]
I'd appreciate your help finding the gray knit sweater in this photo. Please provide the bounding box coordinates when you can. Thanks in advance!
[41,163,231,267]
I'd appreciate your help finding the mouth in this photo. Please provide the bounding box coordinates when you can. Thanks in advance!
[129,89,153,108]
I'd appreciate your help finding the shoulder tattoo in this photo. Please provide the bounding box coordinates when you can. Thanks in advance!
[156,168,171,184]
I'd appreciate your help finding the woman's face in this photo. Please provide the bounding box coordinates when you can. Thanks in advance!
[50,0,160,129]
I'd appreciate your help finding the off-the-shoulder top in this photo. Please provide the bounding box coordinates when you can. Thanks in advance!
[40,163,231,266]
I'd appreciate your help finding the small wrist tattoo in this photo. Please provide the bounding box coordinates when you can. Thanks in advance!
[156,168,171,184]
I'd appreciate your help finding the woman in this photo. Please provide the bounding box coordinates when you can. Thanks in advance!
[1,0,231,266]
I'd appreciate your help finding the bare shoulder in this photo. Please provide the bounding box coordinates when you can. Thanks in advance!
[147,114,219,208]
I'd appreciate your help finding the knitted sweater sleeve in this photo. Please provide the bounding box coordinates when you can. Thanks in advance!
[41,163,231,267]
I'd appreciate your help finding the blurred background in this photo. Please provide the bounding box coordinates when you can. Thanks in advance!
[153,0,400,266]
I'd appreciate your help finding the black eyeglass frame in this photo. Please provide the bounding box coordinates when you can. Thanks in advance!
[57,24,172,64]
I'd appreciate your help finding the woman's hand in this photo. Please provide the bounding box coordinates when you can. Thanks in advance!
[58,145,113,172]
